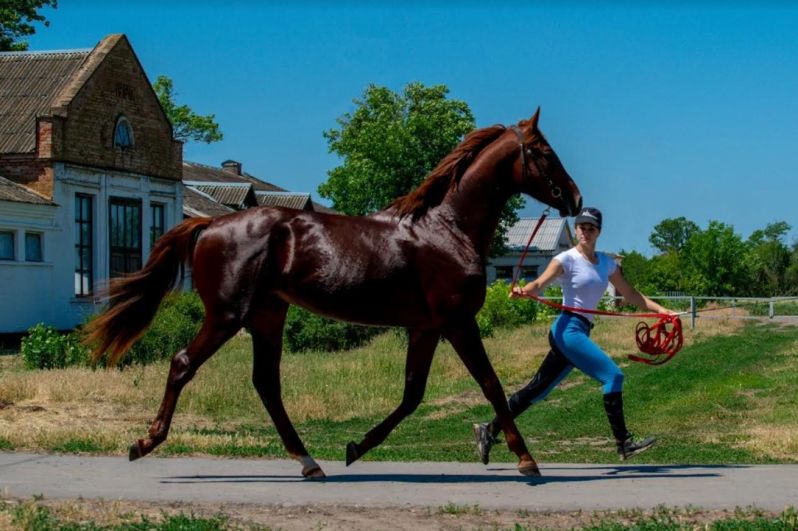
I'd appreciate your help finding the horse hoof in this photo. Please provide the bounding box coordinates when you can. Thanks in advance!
[128,440,145,462]
[345,441,360,466]
[518,459,541,477]
[302,465,326,480]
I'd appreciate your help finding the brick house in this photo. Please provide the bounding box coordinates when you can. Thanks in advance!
[0,34,183,333]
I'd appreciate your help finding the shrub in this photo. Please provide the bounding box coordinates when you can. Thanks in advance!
[476,280,538,337]
[120,291,205,366]
[282,306,383,352]
[21,324,89,370]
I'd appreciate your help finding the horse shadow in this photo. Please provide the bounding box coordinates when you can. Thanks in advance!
[161,464,739,485]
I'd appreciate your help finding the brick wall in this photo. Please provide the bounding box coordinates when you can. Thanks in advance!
[59,37,182,181]
[0,157,53,198]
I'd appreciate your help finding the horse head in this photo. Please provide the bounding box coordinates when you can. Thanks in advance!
[511,108,582,217]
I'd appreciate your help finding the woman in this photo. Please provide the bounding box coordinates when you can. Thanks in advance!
[473,207,674,464]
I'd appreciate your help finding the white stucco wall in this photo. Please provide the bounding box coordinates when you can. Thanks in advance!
[0,163,182,333]
[0,200,59,332]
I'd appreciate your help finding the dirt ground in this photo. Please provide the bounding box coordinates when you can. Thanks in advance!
[0,497,778,530]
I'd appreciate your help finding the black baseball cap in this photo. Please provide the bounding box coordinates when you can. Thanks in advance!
[574,207,602,229]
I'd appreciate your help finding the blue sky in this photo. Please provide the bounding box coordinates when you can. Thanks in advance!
[26,2,798,255]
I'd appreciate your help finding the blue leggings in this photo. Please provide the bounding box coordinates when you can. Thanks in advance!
[545,312,624,395]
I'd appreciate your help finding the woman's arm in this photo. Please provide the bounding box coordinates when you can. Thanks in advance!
[511,259,564,297]
[609,268,674,314]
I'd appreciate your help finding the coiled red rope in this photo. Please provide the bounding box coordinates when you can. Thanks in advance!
[510,210,684,365]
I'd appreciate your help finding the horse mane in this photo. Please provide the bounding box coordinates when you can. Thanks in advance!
[388,124,507,220]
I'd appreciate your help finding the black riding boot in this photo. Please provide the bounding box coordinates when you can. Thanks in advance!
[603,391,656,460]
[486,334,572,438]
[473,334,572,465]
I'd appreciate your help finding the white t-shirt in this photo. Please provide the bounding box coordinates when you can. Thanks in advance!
[553,247,617,321]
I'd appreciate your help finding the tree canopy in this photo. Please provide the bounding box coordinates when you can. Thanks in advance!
[152,75,223,144]
[649,216,699,254]
[319,82,524,255]
[619,217,798,297]
[0,0,57,51]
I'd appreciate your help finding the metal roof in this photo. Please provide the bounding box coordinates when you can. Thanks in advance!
[182,161,284,192]
[0,175,55,205]
[188,183,256,209]
[182,161,338,214]
[182,186,235,218]
[0,50,90,153]
[505,217,572,251]
[256,191,312,210]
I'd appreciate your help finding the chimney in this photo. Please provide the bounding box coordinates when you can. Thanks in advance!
[222,160,242,175]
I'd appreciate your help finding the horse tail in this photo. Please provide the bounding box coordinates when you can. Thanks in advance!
[84,216,213,366]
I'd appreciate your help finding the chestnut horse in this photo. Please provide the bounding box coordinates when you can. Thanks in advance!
[86,109,582,478]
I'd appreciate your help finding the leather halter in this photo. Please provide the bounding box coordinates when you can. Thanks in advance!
[510,125,562,200]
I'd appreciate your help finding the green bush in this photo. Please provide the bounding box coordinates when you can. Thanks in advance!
[476,280,538,337]
[282,306,383,352]
[21,323,89,370]
[121,291,205,366]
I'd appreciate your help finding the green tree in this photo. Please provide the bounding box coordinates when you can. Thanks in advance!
[152,75,223,144]
[617,250,658,294]
[747,221,791,296]
[649,216,699,254]
[785,241,798,295]
[0,0,57,51]
[319,82,524,255]
[681,221,750,296]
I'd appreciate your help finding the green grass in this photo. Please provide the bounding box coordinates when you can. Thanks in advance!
[51,439,115,454]
[5,501,233,530]
[2,500,795,530]
[151,322,798,464]
[3,319,797,464]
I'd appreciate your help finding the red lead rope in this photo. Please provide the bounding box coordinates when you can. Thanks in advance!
[510,211,684,365]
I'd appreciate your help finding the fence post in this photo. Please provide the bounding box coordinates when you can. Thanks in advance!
[690,296,696,329]
[769,299,775,319]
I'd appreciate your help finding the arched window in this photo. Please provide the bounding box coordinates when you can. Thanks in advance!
[114,116,134,148]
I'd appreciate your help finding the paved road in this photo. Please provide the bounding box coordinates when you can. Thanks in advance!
[1,453,797,511]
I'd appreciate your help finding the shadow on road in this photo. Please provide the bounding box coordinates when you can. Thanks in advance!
[162,464,729,485]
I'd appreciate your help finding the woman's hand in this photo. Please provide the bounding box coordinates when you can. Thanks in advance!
[509,285,525,298]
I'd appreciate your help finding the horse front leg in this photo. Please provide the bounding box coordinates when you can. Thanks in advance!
[444,318,541,477]
[130,315,239,460]
[345,329,439,466]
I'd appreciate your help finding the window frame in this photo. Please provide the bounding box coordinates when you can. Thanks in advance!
[25,232,43,262]
[74,194,94,296]
[113,115,134,149]
[150,202,165,249]
[109,196,142,278]
[0,230,15,261]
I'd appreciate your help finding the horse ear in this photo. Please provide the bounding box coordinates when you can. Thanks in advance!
[529,107,541,130]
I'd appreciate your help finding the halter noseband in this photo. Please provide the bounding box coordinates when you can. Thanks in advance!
[510,125,562,199]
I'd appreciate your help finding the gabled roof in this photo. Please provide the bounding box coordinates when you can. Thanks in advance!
[182,160,337,214]
[256,191,312,210]
[506,217,573,252]
[0,50,91,153]
[0,175,55,205]
[185,182,257,210]
[182,161,284,192]
[182,186,235,218]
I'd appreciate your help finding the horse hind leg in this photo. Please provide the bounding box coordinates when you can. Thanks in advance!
[346,329,439,466]
[248,298,324,479]
[129,313,240,461]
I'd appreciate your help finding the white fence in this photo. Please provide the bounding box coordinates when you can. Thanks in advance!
[624,296,798,329]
